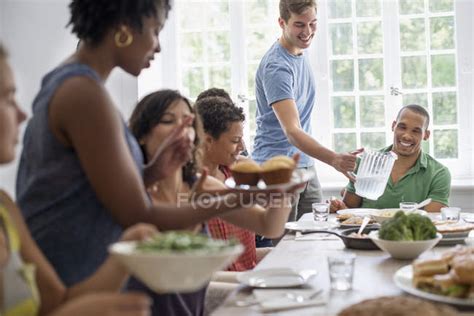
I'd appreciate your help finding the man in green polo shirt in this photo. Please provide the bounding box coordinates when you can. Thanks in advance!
[331,104,451,212]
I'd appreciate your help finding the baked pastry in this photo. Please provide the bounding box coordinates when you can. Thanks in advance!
[412,258,449,277]
[337,296,458,316]
[229,159,262,185]
[260,155,296,185]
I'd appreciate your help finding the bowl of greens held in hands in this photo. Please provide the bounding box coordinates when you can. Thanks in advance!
[369,211,442,259]
[109,231,243,293]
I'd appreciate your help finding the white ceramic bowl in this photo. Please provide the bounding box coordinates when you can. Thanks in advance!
[369,231,442,259]
[371,209,428,224]
[109,241,243,293]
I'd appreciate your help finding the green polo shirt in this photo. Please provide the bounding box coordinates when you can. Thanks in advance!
[346,146,451,209]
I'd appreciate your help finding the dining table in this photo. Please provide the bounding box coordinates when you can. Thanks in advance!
[213,212,474,316]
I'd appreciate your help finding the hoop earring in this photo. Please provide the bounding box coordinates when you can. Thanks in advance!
[114,26,133,47]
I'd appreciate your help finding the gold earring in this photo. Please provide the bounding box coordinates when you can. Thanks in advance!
[114,26,133,47]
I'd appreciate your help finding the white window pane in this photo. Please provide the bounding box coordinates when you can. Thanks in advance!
[332,96,356,128]
[403,93,428,107]
[361,132,385,150]
[400,18,425,52]
[431,54,456,87]
[399,0,424,15]
[246,28,278,61]
[401,56,427,89]
[207,1,230,28]
[331,60,354,91]
[180,33,203,63]
[357,21,383,54]
[330,23,353,55]
[356,0,381,17]
[247,63,259,97]
[179,2,204,30]
[429,0,454,13]
[333,133,357,153]
[360,96,384,127]
[358,58,383,91]
[245,0,279,24]
[208,31,231,62]
[209,66,231,92]
[328,0,352,19]
[433,129,458,159]
[430,17,454,50]
[432,92,457,125]
[182,67,205,99]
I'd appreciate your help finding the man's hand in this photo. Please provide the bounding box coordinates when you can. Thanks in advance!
[332,148,363,181]
[329,198,347,213]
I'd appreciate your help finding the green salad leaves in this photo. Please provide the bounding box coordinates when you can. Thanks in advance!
[135,231,237,253]
[379,211,437,241]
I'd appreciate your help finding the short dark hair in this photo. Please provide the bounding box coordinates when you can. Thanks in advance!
[129,89,202,186]
[0,43,8,61]
[195,96,245,140]
[196,88,232,102]
[68,0,171,45]
[279,0,317,22]
[396,104,430,129]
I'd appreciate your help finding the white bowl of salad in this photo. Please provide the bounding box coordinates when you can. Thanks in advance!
[109,231,243,293]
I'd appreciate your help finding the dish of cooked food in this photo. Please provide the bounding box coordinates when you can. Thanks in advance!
[337,295,458,316]
[135,231,237,253]
[412,245,474,298]
[260,155,296,185]
[378,211,437,241]
[229,159,262,185]
[348,232,369,239]
[337,214,375,226]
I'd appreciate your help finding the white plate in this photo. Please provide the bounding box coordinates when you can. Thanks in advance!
[285,220,339,232]
[237,268,317,288]
[224,168,315,191]
[336,208,378,217]
[461,212,474,223]
[394,265,474,307]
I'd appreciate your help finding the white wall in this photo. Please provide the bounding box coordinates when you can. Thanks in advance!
[0,0,137,197]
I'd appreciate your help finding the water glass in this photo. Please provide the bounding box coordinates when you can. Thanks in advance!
[327,254,356,291]
[312,202,329,222]
[441,207,461,221]
[399,202,417,211]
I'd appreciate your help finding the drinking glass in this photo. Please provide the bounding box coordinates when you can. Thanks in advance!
[312,202,329,222]
[327,254,356,291]
[441,207,461,221]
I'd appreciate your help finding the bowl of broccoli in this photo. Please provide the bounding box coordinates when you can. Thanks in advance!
[109,231,243,293]
[369,211,442,259]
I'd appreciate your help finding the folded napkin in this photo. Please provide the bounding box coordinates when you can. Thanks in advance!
[295,231,339,241]
[253,289,326,312]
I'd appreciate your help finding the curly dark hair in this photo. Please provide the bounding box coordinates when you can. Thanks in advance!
[196,88,232,102]
[68,0,171,45]
[195,96,245,140]
[129,89,202,187]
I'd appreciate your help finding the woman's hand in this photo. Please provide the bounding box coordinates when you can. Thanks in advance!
[144,115,195,184]
[120,223,158,242]
[49,292,151,316]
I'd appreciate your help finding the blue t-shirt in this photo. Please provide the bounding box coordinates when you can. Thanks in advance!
[252,41,315,167]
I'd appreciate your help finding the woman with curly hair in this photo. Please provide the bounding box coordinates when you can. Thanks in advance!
[129,90,296,315]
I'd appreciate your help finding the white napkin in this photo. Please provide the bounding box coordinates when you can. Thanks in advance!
[253,289,326,312]
[295,231,339,241]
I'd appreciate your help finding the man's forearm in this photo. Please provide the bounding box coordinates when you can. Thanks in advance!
[286,128,336,166]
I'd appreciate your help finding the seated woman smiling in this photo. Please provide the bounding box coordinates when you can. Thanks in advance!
[128,89,297,314]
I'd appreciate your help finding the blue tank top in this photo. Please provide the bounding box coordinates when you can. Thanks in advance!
[16,63,144,286]
[16,63,207,315]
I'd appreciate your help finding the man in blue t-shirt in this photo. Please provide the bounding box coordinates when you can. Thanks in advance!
[253,0,360,222]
